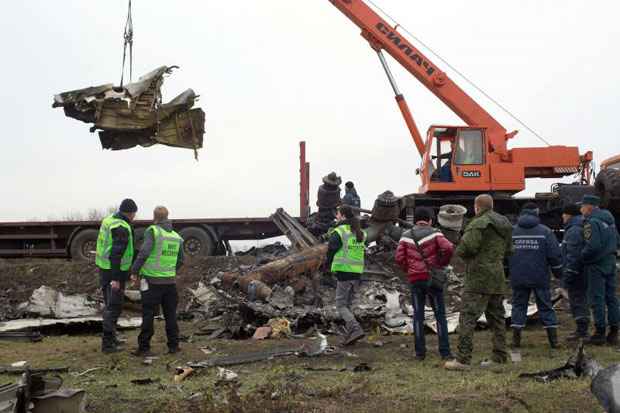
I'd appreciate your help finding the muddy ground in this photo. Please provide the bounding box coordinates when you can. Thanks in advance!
[0,315,612,412]
[0,256,256,320]
[0,257,614,412]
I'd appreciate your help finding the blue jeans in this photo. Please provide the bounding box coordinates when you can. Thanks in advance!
[410,282,451,358]
[587,267,620,330]
[511,286,558,329]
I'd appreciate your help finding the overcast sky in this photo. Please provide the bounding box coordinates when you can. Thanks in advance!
[1,1,618,222]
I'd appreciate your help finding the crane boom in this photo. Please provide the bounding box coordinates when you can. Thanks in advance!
[328,0,592,192]
[329,0,512,157]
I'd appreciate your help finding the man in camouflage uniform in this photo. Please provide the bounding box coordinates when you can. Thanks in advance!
[445,194,513,370]
[580,195,620,345]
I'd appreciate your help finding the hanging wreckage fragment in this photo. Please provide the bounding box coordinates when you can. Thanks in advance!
[52,66,205,157]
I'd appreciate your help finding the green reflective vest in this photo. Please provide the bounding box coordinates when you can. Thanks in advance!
[95,214,134,271]
[331,224,366,274]
[140,225,183,278]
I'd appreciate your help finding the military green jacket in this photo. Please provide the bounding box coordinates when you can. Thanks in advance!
[456,210,513,294]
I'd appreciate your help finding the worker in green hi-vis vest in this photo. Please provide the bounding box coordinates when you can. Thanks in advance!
[95,198,138,354]
[324,204,367,346]
[130,206,185,356]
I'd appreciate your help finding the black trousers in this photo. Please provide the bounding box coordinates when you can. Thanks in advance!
[138,283,179,351]
[100,270,126,350]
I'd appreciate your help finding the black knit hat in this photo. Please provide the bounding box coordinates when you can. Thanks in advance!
[119,198,138,213]
[562,204,581,216]
[414,206,433,223]
[345,181,354,189]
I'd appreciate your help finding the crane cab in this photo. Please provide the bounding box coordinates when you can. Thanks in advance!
[417,125,528,194]
[419,126,491,194]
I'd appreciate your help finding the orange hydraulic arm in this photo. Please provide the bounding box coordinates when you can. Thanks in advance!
[329,0,514,158]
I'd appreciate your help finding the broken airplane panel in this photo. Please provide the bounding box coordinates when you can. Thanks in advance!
[52,66,205,155]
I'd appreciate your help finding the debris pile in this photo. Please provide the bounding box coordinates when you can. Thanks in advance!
[0,366,86,413]
[53,66,205,156]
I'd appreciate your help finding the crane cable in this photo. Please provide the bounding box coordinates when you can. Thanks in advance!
[120,0,134,87]
[366,0,552,147]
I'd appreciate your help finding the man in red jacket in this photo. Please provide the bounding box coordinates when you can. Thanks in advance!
[396,207,455,360]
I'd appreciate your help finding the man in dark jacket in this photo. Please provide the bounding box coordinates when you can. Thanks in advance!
[581,195,620,345]
[509,203,563,349]
[342,181,361,210]
[396,206,455,360]
[445,194,513,371]
[131,206,184,356]
[95,198,138,353]
[561,204,589,341]
[317,172,342,222]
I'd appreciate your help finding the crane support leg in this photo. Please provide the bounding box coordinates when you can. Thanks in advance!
[376,51,426,157]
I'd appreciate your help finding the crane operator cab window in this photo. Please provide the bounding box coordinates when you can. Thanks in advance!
[455,129,484,165]
[430,128,455,182]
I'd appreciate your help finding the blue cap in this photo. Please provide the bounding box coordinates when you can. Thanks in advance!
[581,195,601,206]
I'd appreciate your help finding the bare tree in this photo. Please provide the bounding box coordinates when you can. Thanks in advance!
[86,206,117,221]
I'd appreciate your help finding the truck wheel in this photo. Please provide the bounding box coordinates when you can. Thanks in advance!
[70,229,99,262]
[179,227,215,258]
[595,168,620,212]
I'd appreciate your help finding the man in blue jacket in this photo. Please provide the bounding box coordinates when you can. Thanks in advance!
[581,195,620,345]
[561,204,589,342]
[509,203,563,349]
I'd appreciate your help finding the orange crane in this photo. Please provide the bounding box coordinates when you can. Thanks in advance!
[329,0,593,195]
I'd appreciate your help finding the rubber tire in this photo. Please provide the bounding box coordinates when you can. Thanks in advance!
[595,168,620,213]
[70,229,99,262]
[179,227,215,258]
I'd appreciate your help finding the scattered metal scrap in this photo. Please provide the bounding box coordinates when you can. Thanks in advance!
[0,332,43,343]
[53,66,205,157]
[0,317,141,333]
[520,342,620,412]
[0,367,68,375]
[18,286,98,319]
[0,369,85,413]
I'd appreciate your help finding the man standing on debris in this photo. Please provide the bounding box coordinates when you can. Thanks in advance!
[580,195,620,346]
[316,172,342,227]
[396,206,455,361]
[445,194,513,371]
[561,204,589,342]
[342,181,361,210]
[131,206,184,356]
[95,199,138,353]
[325,205,367,346]
[508,203,563,349]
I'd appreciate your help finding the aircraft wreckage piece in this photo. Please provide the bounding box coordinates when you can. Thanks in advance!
[53,66,205,154]
[223,244,328,301]
[0,317,142,333]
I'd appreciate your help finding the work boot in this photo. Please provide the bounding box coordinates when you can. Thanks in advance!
[607,326,619,346]
[567,320,589,342]
[131,349,155,358]
[343,327,365,346]
[512,328,522,349]
[168,347,181,355]
[102,345,125,354]
[546,328,559,349]
[444,359,471,371]
[587,327,607,346]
